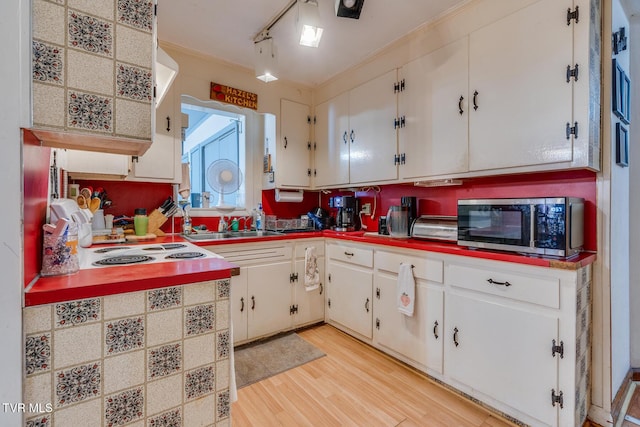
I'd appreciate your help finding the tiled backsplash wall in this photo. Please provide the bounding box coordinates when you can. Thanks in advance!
[23,279,232,427]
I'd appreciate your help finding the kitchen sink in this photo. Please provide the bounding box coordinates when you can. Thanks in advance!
[183,230,284,242]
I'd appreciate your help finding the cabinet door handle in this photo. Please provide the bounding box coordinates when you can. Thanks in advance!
[319,283,323,295]
[458,96,464,115]
[344,251,354,257]
[350,130,355,143]
[284,136,288,149]
[472,90,479,111]
[251,295,256,310]
[343,131,348,144]
[166,116,171,132]
[365,298,370,313]
[453,327,459,347]
[240,297,244,313]
[487,278,512,287]
[433,320,439,339]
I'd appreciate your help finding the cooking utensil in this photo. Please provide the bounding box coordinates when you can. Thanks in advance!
[80,187,92,200]
[77,195,88,209]
[89,197,101,213]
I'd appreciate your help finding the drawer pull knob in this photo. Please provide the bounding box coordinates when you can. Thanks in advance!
[487,278,512,287]
[344,251,354,257]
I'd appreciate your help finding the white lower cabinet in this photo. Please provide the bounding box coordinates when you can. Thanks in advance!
[326,242,374,339]
[247,260,294,339]
[325,241,591,427]
[293,241,325,327]
[373,250,444,374]
[446,292,558,425]
[210,239,325,346]
[230,268,249,343]
[444,258,591,427]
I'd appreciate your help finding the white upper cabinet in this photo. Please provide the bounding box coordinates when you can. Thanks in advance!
[398,37,469,179]
[468,0,579,171]
[314,70,398,188]
[313,0,599,185]
[313,92,350,187]
[348,70,398,184]
[275,99,312,188]
[129,83,181,182]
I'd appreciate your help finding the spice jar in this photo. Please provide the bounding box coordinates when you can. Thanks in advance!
[134,208,149,236]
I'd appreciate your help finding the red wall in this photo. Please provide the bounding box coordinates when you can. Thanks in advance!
[23,131,51,286]
[72,170,599,251]
[321,170,597,251]
[24,166,597,281]
[73,179,174,220]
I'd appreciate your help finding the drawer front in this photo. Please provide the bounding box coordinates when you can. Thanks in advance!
[375,251,443,283]
[294,241,325,258]
[447,264,560,308]
[327,244,373,268]
[207,244,292,266]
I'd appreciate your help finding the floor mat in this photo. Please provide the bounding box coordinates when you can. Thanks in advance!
[234,332,326,388]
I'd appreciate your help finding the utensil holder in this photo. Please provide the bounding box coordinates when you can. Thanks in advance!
[41,225,79,276]
[148,209,168,236]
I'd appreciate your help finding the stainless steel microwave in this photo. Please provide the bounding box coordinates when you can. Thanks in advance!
[457,197,584,258]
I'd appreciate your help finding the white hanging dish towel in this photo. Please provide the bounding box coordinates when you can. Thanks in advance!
[304,246,320,291]
[397,263,415,316]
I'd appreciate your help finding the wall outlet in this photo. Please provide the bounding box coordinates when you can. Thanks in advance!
[361,203,372,215]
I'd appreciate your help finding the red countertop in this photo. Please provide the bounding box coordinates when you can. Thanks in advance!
[320,230,597,270]
[25,231,596,307]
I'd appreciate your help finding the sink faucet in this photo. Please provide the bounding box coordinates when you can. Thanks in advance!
[239,216,251,231]
[218,216,228,232]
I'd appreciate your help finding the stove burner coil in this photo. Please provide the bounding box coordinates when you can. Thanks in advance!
[95,247,131,253]
[165,252,206,259]
[93,255,155,266]
[162,243,187,250]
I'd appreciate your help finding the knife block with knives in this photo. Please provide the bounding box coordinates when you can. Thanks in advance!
[148,209,168,236]
[148,197,178,236]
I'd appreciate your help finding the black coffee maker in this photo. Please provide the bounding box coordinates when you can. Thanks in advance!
[401,196,418,236]
[331,196,361,231]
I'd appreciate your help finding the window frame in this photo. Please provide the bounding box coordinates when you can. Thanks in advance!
[180,95,266,218]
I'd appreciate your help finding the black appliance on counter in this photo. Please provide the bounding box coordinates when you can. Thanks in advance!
[330,196,361,231]
[307,207,334,230]
[401,196,418,236]
[378,216,389,235]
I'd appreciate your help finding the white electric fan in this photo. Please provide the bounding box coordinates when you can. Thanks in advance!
[206,159,243,212]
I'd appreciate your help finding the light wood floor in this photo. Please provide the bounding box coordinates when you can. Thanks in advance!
[232,324,516,427]
[621,384,640,427]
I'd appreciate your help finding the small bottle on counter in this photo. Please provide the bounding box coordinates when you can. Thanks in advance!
[256,203,265,231]
[134,208,148,236]
[182,205,192,235]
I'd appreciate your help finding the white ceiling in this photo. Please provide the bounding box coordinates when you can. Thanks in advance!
[157,0,470,87]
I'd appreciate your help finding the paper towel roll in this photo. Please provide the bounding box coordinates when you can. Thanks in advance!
[275,189,304,203]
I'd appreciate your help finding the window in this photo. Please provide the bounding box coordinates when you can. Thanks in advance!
[181,95,263,216]
[182,103,246,208]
